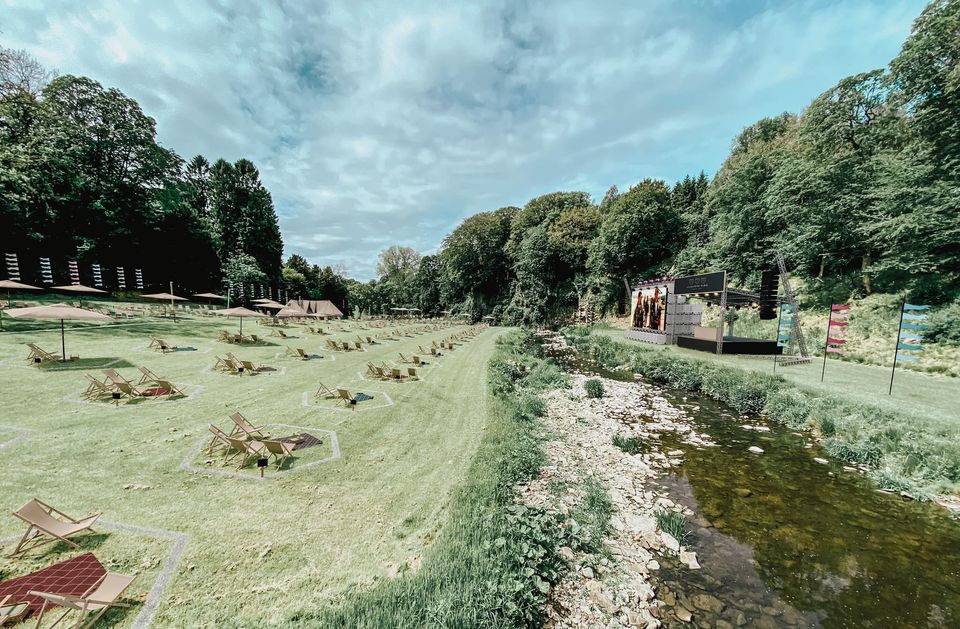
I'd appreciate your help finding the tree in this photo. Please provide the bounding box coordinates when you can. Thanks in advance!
[588,179,680,291]
[376,245,422,305]
[223,252,267,290]
[413,255,443,316]
[0,46,54,100]
[440,206,517,315]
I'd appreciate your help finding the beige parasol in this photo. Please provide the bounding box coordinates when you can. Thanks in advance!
[211,306,268,335]
[5,303,112,360]
[0,279,43,330]
[52,284,108,308]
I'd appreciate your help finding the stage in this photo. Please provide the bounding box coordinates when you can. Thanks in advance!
[676,335,783,355]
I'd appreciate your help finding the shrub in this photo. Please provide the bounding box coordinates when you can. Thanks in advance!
[584,379,604,398]
[655,509,687,548]
[925,301,960,346]
[612,434,646,455]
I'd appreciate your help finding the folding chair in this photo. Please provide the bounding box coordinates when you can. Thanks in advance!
[9,498,101,556]
[30,572,136,629]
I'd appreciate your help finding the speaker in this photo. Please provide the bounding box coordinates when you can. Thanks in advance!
[758,268,779,320]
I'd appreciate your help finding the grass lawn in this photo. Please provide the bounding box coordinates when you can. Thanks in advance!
[0,309,502,627]
[593,326,960,426]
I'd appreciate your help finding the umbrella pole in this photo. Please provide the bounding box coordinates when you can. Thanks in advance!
[239,316,243,337]
[61,318,66,362]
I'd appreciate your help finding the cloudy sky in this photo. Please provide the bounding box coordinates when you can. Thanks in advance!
[2,0,925,279]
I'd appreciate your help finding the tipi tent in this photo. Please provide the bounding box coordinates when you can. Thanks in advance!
[286,299,343,319]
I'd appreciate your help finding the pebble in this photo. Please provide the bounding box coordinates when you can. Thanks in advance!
[748,446,764,454]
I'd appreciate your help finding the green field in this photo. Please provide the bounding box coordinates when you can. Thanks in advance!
[0,309,500,627]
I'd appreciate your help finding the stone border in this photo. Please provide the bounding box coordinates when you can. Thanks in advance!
[178,424,340,481]
[301,389,394,413]
[0,520,188,629]
[0,424,35,451]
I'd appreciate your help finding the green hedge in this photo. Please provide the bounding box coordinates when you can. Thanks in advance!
[562,327,960,499]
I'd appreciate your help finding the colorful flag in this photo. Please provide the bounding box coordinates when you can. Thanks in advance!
[890,303,929,394]
[821,304,850,381]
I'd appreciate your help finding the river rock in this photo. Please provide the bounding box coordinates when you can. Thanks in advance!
[733,488,752,497]
[748,446,764,454]
[691,593,725,614]
[814,457,829,464]
[660,531,680,553]
[679,550,701,569]
[675,606,693,622]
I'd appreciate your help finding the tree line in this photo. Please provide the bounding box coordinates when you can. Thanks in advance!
[353,0,959,322]
[0,48,283,293]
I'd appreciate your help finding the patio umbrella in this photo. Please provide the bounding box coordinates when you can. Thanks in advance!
[211,306,268,336]
[5,303,112,361]
[193,292,225,301]
[0,279,43,330]
[257,301,285,310]
[143,292,189,321]
[52,284,108,308]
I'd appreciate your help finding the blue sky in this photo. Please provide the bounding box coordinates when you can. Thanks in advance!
[1,0,926,280]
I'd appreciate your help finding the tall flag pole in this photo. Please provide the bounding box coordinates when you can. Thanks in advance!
[821,304,850,382]
[889,302,929,395]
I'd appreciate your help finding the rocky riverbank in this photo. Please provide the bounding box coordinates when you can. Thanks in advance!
[516,334,719,627]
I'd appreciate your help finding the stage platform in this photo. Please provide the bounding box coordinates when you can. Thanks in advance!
[676,335,783,355]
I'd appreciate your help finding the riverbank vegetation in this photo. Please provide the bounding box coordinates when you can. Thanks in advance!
[563,326,960,500]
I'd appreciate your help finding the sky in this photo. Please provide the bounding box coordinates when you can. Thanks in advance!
[1,0,927,280]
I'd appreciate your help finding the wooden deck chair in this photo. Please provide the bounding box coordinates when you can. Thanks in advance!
[148,337,161,349]
[9,498,102,556]
[225,436,266,469]
[407,367,419,380]
[365,336,375,344]
[325,339,338,351]
[82,375,114,400]
[335,388,357,408]
[315,382,337,399]
[261,440,295,470]
[135,367,185,396]
[249,334,264,344]
[229,411,266,439]
[353,341,363,351]
[217,330,233,342]
[206,424,235,457]
[240,359,263,374]
[412,355,423,365]
[390,368,408,381]
[397,353,411,363]
[29,571,136,629]
[0,594,29,626]
[276,329,289,339]
[25,343,61,365]
[339,341,351,351]
[113,381,145,398]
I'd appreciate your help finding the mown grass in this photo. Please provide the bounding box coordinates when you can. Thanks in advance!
[564,326,960,499]
[289,329,573,628]
[0,308,502,626]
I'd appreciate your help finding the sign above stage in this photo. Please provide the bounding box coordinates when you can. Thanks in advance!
[673,271,726,295]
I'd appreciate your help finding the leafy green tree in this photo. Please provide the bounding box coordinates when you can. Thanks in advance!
[376,245,421,306]
[413,254,444,316]
[440,206,517,315]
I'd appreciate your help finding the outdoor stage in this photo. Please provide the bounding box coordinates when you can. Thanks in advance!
[676,335,783,355]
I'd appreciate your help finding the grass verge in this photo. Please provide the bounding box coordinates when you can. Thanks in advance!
[286,330,574,628]
[562,326,960,500]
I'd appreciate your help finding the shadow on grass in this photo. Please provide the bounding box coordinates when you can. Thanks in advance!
[40,358,134,371]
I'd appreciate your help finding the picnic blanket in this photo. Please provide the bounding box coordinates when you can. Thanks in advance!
[0,552,106,617]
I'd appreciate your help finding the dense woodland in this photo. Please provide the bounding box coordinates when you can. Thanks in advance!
[0,50,284,293]
[360,0,958,322]
[2,0,958,323]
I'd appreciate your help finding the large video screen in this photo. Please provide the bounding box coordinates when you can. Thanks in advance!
[630,286,667,331]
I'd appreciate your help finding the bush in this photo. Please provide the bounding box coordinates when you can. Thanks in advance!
[925,301,960,346]
[584,379,604,398]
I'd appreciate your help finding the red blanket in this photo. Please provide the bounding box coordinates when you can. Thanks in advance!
[0,552,105,617]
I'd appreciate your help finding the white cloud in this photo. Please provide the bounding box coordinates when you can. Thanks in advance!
[0,0,926,279]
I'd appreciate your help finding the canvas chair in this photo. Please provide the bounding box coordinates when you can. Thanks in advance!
[217,330,233,342]
[315,382,337,399]
[353,341,363,351]
[9,499,102,557]
[228,412,266,439]
[0,594,29,626]
[225,436,266,469]
[365,336,375,344]
[136,367,186,397]
[273,329,289,339]
[261,440,295,470]
[248,334,263,344]
[335,388,357,408]
[206,424,233,457]
[29,571,136,629]
[412,355,423,365]
[397,353,411,364]
[25,344,61,365]
[325,340,339,351]
[339,341,351,352]
[240,360,263,374]
[390,367,408,382]
[82,375,114,401]
[213,356,236,372]
[150,338,177,353]
[407,367,419,380]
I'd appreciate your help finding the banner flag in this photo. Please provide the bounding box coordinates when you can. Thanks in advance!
[821,303,851,381]
[828,337,846,345]
[890,302,929,393]
[5,253,20,281]
[39,257,53,284]
[116,267,126,290]
[826,347,844,354]
[831,304,851,311]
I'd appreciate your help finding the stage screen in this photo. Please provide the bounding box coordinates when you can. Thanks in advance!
[630,286,667,332]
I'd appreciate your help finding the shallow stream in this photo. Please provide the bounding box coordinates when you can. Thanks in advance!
[548,342,960,628]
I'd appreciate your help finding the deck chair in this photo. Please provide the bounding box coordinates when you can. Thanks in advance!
[82,375,114,400]
[0,594,29,626]
[139,369,186,397]
[225,436,266,469]
[412,355,423,365]
[273,329,289,339]
[315,382,337,399]
[240,360,263,374]
[261,440,295,470]
[213,356,236,372]
[229,412,266,439]
[29,571,136,629]
[335,388,357,408]
[365,336,375,344]
[353,341,363,351]
[151,338,177,353]
[217,330,233,342]
[407,367,419,380]
[397,353,411,363]
[249,334,263,344]
[26,344,61,365]
[390,368,408,381]
[285,346,309,360]
[206,424,234,457]
[325,340,339,351]
[9,498,102,556]
[339,342,351,351]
